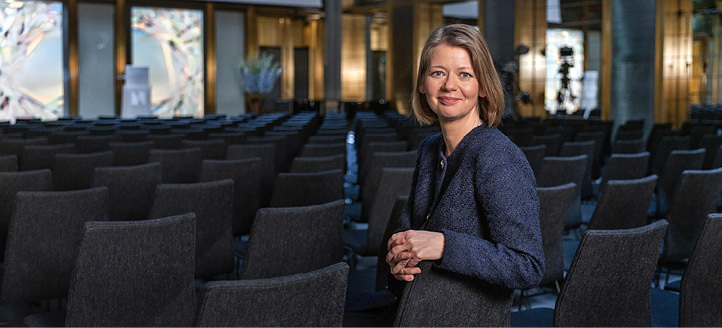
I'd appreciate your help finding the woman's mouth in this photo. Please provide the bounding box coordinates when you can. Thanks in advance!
[438,97,460,105]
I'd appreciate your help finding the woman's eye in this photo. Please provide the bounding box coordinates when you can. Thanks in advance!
[460,72,473,79]
[430,71,444,77]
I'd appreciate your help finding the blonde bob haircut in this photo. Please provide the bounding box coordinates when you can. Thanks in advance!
[411,24,504,127]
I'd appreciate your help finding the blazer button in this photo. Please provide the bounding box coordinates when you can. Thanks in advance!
[426,214,430,221]
[440,161,445,169]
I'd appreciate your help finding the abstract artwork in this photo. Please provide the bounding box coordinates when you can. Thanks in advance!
[131,7,204,118]
[0,1,64,122]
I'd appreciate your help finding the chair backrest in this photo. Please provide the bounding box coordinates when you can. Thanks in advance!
[148,134,184,149]
[200,158,261,236]
[226,143,275,207]
[148,147,203,183]
[599,152,650,195]
[531,134,562,156]
[359,141,408,167]
[612,138,646,154]
[182,139,228,160]
[699,134,722,169]
[537,155,587,229]
[519,145,546,180]
[65,214,196,327]
[1,187,109,303]
[299,142,346,158]
[659,148,705,209]
[91,163,162,221]
[307,135,346,144]
[361,151,417,208]
[0,155,18,172]
[375,195,408,291]
[679,213,722,327]
[559,140,595,199]
[366,168,414,254]
[269,169,344,208]
[574,130,605,178]
[52,151,114,191]
[553,220,668,327]
[196,262,348,327]
[0,137,48,160]
[664,167,722,261]
[536,183,577,286]
[588,175,657,230]
[108,141,154,166]
[651,136,691,174]
[245,136,290,172]
[75,134,120,153]
[20,143,76,171]
[149,180,234,278]
[289,154,345,173]
[240,200,345,279]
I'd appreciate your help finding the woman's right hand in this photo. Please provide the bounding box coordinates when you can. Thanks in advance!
[386,236,422,281]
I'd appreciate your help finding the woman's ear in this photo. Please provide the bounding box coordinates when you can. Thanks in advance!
[419,84,426,94]
[478,88,486,98]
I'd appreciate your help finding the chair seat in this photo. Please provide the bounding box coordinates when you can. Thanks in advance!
[650,287,679,327]
[343,229,371,256]
[510,307,553,327]
[22,310,66,327]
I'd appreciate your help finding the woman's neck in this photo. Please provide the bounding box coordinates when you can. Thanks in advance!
[440,115,483,157]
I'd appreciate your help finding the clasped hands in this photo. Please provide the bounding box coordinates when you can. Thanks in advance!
[385,230,445,281]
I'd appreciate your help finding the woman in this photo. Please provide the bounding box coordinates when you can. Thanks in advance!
[385,24,544,326]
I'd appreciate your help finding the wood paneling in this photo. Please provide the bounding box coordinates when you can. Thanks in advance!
[341,14,366,101]
[655,0,692,127]
[515,0,547,118]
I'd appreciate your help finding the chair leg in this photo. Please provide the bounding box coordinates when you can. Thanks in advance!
[554,280,561,293]
[518,289,525,311]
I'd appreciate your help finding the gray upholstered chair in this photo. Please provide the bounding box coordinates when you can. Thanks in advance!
[299,142,346,158]
[2,188,109,309]
[344,167,413,259]
[375,196,409,292]
[226,143,275,207]
[657,148,705,215]
[269,169,344,208]
[23,213,197,327]
[199,158,261,236]
[651,213,722,327]
[307,135,346,144]
[698,134,722,169]
[91,163,162,221]
[74,134,121,153]
[519,145,546,180]
[240,200,345,280]
[182,139,228,160]
[535,183,577,291]
[537,155,588,231]
[598,152,650,197]
[149,180,234,279]
[245,136,290,172]
[0,137,48,161]
[149,147,203,183]
[612,138,646,154]
[650,136,691,175]
[0,155,17,172]
[149,134,184,149]
[289,154,345,173]
[359,141,407,168]
[195,262,348,327]
[559,140,595,199]
[588,175,657,230]
[574,130,605,179]
[52,151,114,191]
[20,143,75,171]
[531,134,562,157]
[108,141,154,166]
[511,220,668,327]
[360,151,417,208]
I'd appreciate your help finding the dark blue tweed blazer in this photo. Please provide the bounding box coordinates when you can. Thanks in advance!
[397,123,545,289]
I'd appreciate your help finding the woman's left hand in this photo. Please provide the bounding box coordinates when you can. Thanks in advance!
[386,230,445,275]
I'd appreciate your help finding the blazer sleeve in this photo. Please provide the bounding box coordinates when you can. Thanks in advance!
[435,147,545,290]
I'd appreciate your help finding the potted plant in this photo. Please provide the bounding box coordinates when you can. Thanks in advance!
[238,52,282,114]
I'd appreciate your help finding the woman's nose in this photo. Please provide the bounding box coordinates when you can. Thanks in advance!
[442,76,457,91]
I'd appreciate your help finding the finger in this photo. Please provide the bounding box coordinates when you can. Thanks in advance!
[406,257,421,268]
[397,266,421,275]
[394,274,415,282]
[391,259,409,274]
[387,235,406,251]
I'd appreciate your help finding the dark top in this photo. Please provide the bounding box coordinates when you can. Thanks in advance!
[396,123,544,289]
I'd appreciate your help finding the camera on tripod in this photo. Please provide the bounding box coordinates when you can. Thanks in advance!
[556,46,576,114]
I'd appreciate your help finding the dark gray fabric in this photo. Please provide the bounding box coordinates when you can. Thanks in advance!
[195,262,348,327]
[91,163,161,221]
[663,168,722,261]
[537,155,587,229]
[245,136,290,172]
[677,213,722,327]
[0,154,18,171]
[376,196,408,292]
[149,134,184,149]
[22,309,65,327]
[559,140,595,199]
[531,134,561,156]
[182,139,228,160]
[227,143,276,207]
[553,220,668,327]
[361,151,417,209]
[574,131,604,179]
[307,135,346,144]
[52,151,114,191]
[1,187,109,303]
[289,154,345,173]
[20,143,75,171]
[0,137,48,161]
[658,148,705,214]
[200,158,261,236]
[612,138,646,154]
[299,142,346,158]
[599,152,650,196]
[240,200,345,280]
[149,180,234,279]
[650,136,691,175]
[64,214,196,327]
[148,147,203,183]
[108,141,153,166]
[75,134,121,153]
[537,183,576,286]
[0,169,52,261]
[519,144,545,180]
[588,175,657,230]
[699,134,722,169]
[269,169,344,208]
[359,141,408,170]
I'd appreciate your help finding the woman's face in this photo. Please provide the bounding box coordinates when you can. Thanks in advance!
[419,44,483,124]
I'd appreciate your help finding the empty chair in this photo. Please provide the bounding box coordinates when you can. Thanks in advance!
[269,169,344,208]
[657,148,705,215]
[299,142,346,158]
[511,220,668,327]
[226,144,275,207]
[612,138,646,154]
[536,155,587,230]
[199,158,261,236]
[149,148,203,183]
[240,200,345,279]
[289,154,345,173]
[2,188,109,307]
[698,134,722,169]
[20,143,75,171]
[108,141,154,166]
[91,163,162,221]
[360,151,417,208]
[359,141,408,167]
[196,263,348,327]
[559,140,595,199]
[530,134,561,156]
[519,145,546,179]
[307,135,346,144]
[650,136,690,175]
[182,139,227,160]
[375,196,409,292]
[23,213,197,327]
[0,137,48,161]
[245,136,290,172]
[588,175,657,230]
[149,134,184,149]
[651,214,722,327]
[52,151,114,191]
[535,183,576,292]
[149,180,234,279]
[574,130,605,179]
[75,134,120,153]
[598,152,650,196]
[0,155,18,171]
